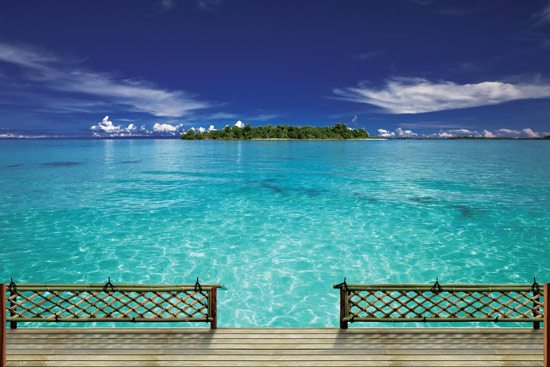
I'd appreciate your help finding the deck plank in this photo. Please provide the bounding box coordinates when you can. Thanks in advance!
[6,328,543,367]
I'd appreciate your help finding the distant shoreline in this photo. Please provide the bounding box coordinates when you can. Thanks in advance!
[0,137,548,141]
[248,138,384,141]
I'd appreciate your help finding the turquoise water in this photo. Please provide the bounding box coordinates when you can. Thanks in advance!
[0,139,549,327]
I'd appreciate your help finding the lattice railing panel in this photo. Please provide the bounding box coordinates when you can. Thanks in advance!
[336,284,544,323]
[4,284,220,323]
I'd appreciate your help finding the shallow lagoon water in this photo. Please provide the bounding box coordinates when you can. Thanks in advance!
[0,139,549,327]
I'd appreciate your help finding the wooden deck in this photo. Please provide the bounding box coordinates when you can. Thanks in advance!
[5,328,544,367]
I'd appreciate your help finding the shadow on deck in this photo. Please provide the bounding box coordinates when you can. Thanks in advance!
[6,327,544,366]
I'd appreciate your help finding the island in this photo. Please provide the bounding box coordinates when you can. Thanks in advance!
[180,124,370,140]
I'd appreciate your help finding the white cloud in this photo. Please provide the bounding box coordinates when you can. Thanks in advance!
[522,128,540,138]
[353,51,384,61]
[377,129,395,138]
[429,129,483,138]
[450,128,471,134]
[395,127,417,138]
[204,112,238,119]
[201,112,279,121]
[90,116,140,137]
[377,128,418,138]
[0,42,58,70]
[534,2,550,24]
[198,126,206,133]
[423,129,481,139]
[152,122,181,134]
[0,42,211,117]
[54,71,209,117]
[208,124,216,131]
[448,129,481,137]
[494,128,541,138]
[0,133,53,139]
[196,0,222,11]
[435,131,454,138]
[251,114,279,121]
[483,130,495,138]
[333,78,550,114]
[160,0,175,11]
[497,128,519,134]
[495,128,520,137]
[234,120,245,128]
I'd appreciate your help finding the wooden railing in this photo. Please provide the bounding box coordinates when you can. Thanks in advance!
[1,281,220,328]
[334,281,547,329]
[2,281,548,366]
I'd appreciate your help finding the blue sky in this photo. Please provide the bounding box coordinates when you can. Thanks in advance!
[0,0,549,138]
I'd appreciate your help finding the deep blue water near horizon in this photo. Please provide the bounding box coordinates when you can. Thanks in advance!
[0,139,549,327]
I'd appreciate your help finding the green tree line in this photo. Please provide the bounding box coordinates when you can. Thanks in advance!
[180,124,370,140]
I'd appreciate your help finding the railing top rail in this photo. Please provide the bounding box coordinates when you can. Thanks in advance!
[333,283,540,292]
[7,283,222,291]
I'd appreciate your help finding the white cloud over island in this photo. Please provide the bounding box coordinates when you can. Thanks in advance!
[334,78,550,114]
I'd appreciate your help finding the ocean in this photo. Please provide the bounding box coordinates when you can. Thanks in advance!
[0,139,549,327]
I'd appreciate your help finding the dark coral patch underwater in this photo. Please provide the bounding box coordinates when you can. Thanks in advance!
[42,161,81,167]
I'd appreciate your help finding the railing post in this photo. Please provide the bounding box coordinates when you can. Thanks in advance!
[210,287,217,330]
[544,283,548,367]
[1,284,7,367]
[339,288,348,329]
[533,282,541,330]
[9,289,16,330]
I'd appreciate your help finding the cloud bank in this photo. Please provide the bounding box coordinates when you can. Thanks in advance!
[0,42,210,117]
[90,116,189,137]
[334,78,550,114]
[0,133,54,139]
[89,116,251,137]
[376,127,548,139]
[377,128,418,138]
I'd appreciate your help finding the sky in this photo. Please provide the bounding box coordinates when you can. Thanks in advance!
[0,0,549,138]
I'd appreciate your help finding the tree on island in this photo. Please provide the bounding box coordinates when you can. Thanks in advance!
[182,129,195,140]
[180,123,370,140]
